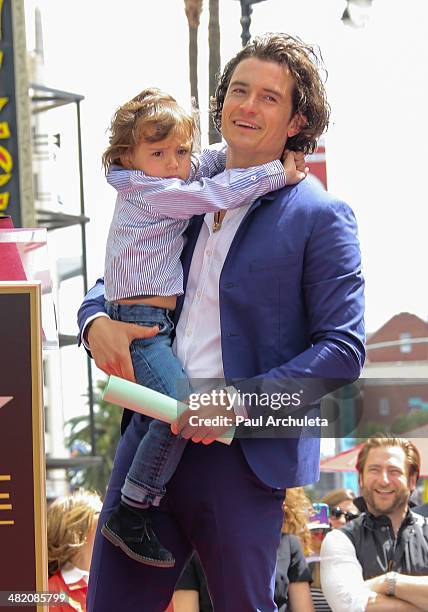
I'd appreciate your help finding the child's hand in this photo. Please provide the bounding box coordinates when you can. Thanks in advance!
[283,150,309,185]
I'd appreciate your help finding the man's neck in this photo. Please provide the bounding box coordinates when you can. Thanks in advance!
[225,150,278,170]
[368,504,409,536]
[390,505,410,535]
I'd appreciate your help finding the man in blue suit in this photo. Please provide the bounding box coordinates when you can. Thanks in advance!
[78,33,365,611]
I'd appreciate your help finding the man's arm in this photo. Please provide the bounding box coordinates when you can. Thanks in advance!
[320,531,422,612]
[171,590,200,612]
[367,574,428,611]
[77,278,158,382]
[320,529,372,612]
[172,552,209,612]
[364,594,420,611]
[242,198,364,390]
[77,278,107,351]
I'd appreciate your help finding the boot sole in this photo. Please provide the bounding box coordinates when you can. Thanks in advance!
[101,524,175,568]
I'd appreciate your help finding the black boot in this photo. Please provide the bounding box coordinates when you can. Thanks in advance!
[101,502,175,567]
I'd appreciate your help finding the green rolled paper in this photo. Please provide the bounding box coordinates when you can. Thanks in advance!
[103,375,234,445]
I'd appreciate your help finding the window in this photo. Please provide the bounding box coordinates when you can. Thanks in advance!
[379,397,390,416]
[399,332,412,353]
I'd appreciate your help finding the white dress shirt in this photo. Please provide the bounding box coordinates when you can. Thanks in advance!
[173,204,251,390]
[320,529,371,612]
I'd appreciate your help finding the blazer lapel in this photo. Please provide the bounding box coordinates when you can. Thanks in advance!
[174,215,204,324]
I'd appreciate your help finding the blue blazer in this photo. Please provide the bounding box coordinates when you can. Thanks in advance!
[78,179,365,489]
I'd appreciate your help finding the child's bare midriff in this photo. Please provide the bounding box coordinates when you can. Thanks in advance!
[116,295,177,310]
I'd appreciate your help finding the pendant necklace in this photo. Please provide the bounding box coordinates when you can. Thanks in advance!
[213,211,223,232]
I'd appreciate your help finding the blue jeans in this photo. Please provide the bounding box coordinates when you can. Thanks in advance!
[106,302,191,506]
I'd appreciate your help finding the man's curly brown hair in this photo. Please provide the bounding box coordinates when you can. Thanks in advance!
[211,33,330,154]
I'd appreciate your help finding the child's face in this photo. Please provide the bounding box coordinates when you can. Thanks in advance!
[125,133,192,181]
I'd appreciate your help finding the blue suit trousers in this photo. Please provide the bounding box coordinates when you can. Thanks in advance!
[88,413,285,612]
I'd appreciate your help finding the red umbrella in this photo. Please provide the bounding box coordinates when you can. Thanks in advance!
[320,425,428,477]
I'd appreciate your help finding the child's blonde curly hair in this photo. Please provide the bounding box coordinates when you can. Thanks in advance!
[47,489,102,577]
[102,88,198,173]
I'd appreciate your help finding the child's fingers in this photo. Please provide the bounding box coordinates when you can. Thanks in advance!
[295,170,308,181]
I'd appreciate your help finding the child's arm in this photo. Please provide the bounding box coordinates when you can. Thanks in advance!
[192,142,228,179]
[192,143,308,183]
[115,151,306,221]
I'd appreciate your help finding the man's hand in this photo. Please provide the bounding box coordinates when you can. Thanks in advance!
[366,575,388,595]
[365,574,427,611]
[283,150,309,185]
[171,389,236,444]
[87,317,159,382]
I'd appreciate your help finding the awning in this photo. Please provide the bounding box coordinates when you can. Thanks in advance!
[320,426,428,477]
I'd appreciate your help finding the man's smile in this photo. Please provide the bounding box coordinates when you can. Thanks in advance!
[374,489,394,497]
[232,120,261,130]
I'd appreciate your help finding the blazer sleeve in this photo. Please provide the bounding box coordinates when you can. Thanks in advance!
[233,198,365,416]
[76,278,106,351]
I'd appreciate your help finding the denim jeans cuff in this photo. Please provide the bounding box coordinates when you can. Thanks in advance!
[122,476,165,507]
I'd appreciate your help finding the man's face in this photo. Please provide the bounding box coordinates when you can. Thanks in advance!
[221,57,304,168]
[359,446,416,517]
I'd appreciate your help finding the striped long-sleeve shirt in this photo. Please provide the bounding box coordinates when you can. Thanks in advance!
[104,143,287,301]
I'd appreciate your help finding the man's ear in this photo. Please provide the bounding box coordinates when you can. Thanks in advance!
[287,113,307,138]
[409,473,417,493]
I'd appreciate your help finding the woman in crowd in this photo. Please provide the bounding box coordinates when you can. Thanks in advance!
[306,504,332,612]
[277,487,315,611]
[48,489,102,612]
[321,488,359,529]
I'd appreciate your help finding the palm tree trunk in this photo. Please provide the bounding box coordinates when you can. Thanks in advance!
[184,0,203,108]
[208,0,221,144]
[188,24,199,107]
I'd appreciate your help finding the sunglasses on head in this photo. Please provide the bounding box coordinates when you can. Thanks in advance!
[331,507,358,521]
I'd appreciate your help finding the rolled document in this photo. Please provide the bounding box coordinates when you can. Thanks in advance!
[103,375,234,445]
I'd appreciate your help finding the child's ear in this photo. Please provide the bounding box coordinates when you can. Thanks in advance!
[287,113,307,138]
[121,151,133,169]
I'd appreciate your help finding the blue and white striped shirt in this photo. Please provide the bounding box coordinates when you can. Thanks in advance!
[104,143,286,301]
